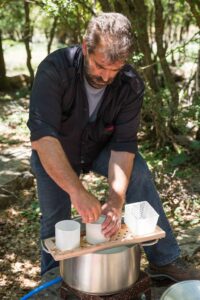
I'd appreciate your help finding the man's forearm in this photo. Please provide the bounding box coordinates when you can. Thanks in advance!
[101,150,135,237]
[31,136,83,196]
[108,150,135,205]
[31,136,101,222]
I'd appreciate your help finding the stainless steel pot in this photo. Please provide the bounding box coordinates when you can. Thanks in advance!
[160,280,200,300]
[60,244,141,295]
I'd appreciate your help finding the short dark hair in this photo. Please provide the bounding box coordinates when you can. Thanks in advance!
[84,12,133,62]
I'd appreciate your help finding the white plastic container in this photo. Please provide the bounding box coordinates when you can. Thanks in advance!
[55,220,80,251]
[124,201,159,235]
[86,215,109,244]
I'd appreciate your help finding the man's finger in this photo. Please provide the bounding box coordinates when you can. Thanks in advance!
[92,206,101,222]
[101,214,112,229]
[104,222,120,238]
[102,218,121,237]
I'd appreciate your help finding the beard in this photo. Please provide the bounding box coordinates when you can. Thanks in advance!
[84,56,114,89]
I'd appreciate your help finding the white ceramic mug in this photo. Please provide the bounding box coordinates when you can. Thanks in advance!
[86,215,109,244]
[55,220,80,251]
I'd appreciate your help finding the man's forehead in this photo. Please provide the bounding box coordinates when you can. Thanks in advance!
[91,49,125,70]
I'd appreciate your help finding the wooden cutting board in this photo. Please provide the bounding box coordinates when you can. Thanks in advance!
[44,224,165,261]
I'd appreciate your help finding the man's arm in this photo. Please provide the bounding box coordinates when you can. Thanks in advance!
[32,136,101,223]
[102,150,135,237]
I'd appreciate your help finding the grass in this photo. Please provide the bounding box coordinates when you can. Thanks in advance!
[3,39,64,76]
[4,40,50,76]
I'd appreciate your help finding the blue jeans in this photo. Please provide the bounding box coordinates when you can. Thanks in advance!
[31,147,180,275]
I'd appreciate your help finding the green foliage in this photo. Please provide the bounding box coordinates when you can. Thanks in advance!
[139,141,170,171]
[82,173,109,203]
[21,199,40,222]
[175,91,200,136]
[0,1,24,40]
[40,0,100,44]
[165,1,192,26]
[131,52,144,65]
[169,152,189,167]
[190,140,200,150]
[41,0,78,16]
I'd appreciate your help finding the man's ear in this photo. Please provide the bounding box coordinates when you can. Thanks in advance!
[82,40,87,56]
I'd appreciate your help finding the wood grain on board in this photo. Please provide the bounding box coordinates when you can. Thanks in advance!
[44,224,165,261]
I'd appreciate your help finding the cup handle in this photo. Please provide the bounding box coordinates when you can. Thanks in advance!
[41,239,51,254]
[140,239,159,247]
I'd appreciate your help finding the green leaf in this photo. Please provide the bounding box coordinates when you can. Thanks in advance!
[190,141,200,150]
[170,152,189,167]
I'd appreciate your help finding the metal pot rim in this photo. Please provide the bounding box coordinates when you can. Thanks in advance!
[161,280,200,300]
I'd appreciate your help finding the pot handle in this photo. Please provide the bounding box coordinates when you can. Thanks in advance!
[41,239,51,254]
[140,239,159,246]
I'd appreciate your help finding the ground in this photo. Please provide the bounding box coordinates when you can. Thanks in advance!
[0,92,200,300]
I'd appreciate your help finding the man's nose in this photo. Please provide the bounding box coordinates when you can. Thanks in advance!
[100,70,111,82]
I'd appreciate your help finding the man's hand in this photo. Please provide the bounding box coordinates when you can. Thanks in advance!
[101,197,123,238]
[71,189,101,223]
[101,150,135,238]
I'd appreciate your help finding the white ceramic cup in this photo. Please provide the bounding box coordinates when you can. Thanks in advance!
[55,220,80,251]
[86,215,109,244]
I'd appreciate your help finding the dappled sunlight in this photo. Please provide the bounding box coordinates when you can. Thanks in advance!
[176,226,200,244]
[18,277,39,289]
[7,207,21,217]
[0,170,21,176]
[11,260,39,277]
[0,274,9,286]
[0,155,10,162]
[0,257,40,296]
[0,1,199,299]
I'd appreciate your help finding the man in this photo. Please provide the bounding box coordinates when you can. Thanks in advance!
[28,12,200,280]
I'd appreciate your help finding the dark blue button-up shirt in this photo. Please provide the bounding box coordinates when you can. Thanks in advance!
[27,46,144,173]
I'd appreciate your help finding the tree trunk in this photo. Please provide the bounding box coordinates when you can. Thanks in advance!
[185,0,200,28]
[99,0,159,91]
[0,30,9,90]
[99,0,113,11]
[196,128,200,140]
[196,48,200,95]
[98,0,139,60]
[195,48,200,140]
[123,0,159,91]
[24,0,34,85]
[154,0,179,122]
[47,16,58,54]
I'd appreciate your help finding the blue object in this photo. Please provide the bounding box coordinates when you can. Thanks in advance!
[20,276,62,300]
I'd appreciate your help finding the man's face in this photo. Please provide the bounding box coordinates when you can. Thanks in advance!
[83,44,125,89]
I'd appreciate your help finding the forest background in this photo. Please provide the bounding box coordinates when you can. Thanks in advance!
[0,0,199,299]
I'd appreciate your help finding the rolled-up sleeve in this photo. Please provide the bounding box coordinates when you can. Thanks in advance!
[110,76,144,153]
[27,61,63,141]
